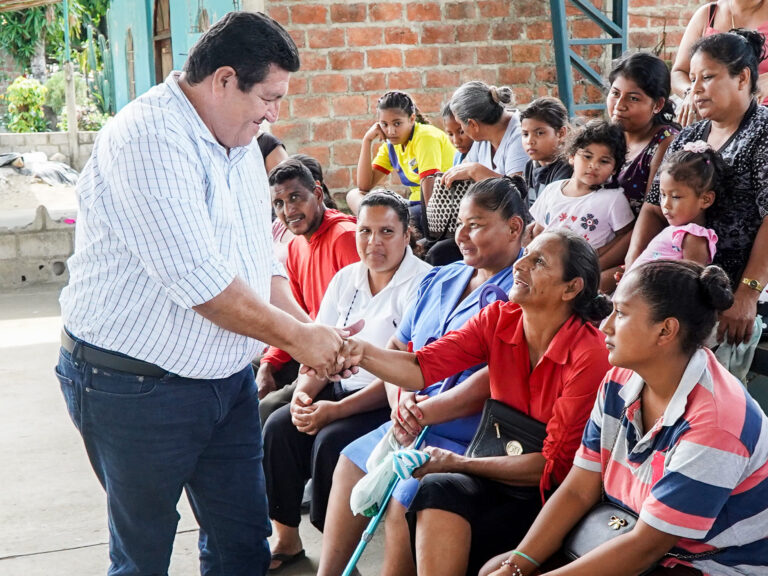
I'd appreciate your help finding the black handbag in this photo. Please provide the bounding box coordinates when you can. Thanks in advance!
[563,502,649,560]
[465,399,548,458]
[561,406,659,574]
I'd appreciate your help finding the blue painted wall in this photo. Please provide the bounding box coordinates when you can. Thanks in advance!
[107,0,239,111]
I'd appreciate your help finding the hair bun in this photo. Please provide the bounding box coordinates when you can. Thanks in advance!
[496,86,514,106]
[584,292,613,323]
[699,265,734,311]
[733,28,768,64]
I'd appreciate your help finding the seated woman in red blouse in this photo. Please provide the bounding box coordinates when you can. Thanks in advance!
[341,228,613,576]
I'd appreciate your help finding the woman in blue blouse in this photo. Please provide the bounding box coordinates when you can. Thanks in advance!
[316,177,531,576]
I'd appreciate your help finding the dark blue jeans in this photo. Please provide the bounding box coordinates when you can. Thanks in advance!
[55,346,271,576]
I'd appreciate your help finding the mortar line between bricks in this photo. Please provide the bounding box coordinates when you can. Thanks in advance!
[0,528,199,561]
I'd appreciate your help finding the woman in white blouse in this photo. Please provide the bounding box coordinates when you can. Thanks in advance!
[262,190,431,570]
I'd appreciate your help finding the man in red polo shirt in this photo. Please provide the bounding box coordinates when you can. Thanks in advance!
[257,158,359,423]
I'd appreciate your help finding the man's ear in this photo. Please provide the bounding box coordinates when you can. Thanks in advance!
[211,66,237,96]
[313,182,325,203]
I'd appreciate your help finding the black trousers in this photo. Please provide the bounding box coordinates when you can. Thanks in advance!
[262,384,390,531]
[407,472,542,576]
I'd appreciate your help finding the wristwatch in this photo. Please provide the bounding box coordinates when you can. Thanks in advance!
[741,277,765,293]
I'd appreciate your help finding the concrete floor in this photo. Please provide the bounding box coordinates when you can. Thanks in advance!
[0,285,384,576]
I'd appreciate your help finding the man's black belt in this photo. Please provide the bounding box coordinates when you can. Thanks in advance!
[61,329,169,378]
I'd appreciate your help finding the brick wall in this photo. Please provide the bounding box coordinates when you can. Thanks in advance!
[265,0,701,199]
[0,49,22,122]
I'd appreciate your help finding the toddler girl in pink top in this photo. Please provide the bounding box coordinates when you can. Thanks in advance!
[628,141,723,272]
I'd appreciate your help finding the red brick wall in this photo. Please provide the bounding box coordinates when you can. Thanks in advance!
[266,0,701,198]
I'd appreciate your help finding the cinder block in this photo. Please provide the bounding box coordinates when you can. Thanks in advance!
[78,131,98,144]
[48,132,69,145]
[0,234,16,260]
[24,134,49,147]
[17,231,72,259]
[0,133,25,151]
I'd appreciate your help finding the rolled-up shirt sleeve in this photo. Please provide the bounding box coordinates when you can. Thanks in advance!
[95,134,235,308]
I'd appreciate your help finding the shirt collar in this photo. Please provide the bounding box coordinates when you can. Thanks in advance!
[353,246,421,293]
[618,348,708,427]
[164,72,257,158]
[496,310,582,365]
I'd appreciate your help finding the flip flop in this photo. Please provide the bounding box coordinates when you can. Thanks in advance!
[268,549,306,572]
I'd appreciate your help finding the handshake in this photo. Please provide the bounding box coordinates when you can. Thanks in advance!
[294,318,367,381]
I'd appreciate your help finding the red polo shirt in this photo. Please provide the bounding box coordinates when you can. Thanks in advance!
[261,209,358,370]
[415,301,610,493]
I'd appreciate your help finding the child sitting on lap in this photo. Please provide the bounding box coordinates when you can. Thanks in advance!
[626,141,722,273]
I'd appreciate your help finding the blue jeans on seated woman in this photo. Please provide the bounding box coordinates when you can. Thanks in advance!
[55,346,270,576]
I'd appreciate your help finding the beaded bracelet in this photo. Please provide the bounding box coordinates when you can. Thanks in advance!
[510,549,541,568]
[500,559,523,576]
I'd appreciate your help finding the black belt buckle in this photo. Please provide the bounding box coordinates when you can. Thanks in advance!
[61,329,168,378]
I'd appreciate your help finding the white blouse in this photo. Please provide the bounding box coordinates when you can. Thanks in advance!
[315,247,431,392]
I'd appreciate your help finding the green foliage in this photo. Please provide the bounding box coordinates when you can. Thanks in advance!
[0,1,109,69]
[44,70,89,114]
[0,8,50,68]
[4,76,48,133]
[85,24,114,115]
[57,101,109,131]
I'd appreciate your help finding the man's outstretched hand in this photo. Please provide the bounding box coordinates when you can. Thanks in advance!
[298,318,365,380]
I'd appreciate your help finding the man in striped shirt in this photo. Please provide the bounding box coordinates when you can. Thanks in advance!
[56,12,351,576]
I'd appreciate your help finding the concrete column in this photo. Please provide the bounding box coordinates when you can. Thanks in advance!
[64,61,79,167]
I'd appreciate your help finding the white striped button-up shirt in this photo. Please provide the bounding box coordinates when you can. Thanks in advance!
[61,72,282,379]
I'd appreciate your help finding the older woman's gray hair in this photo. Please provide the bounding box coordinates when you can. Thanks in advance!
[450,81,515,125]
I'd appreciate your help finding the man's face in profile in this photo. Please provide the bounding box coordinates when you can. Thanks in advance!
[215,64,290,149]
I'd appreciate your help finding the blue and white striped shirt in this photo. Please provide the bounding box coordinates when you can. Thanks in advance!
[61,72,281,379]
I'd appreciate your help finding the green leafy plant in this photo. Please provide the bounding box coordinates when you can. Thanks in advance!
[0,1,109,72]
[4,75,48,132]
[0,8,50,69]
[44,69,89,114]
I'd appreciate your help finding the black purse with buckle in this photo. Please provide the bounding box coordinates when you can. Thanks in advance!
[563,502,649,563]
[562,407,658,574]
[465,399,548,458]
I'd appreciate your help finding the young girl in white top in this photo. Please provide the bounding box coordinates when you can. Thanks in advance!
[530,120,634,285]
[626,142,722,274]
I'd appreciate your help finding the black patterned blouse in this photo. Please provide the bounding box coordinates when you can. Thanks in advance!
[646,102,768,285]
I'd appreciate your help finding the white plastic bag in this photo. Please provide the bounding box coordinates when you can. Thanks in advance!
[350,428,400,517]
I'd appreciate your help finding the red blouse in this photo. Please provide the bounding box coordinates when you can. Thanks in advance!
[415,301,610,494]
